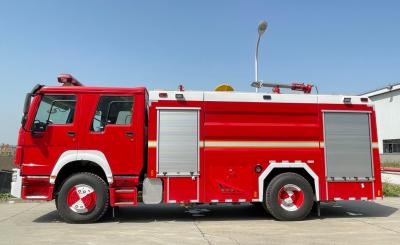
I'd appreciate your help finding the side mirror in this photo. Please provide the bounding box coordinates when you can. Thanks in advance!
[32,120,47,133]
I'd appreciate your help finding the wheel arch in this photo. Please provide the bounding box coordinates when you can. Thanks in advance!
[50,150,113,192]
[257,162,320,201]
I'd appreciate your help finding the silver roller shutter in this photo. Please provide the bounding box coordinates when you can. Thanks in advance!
[324,112,373,180]
[157,109,199,176]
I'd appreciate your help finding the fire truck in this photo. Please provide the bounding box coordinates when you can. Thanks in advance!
[11,74,382,223]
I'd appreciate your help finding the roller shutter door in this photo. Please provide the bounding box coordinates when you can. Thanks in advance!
[157,109,199,176]
[324,112,373,180]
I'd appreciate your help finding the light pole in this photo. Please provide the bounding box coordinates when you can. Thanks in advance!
[254,20,268,92]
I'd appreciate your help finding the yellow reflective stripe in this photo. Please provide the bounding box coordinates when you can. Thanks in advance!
[204,141,320,148]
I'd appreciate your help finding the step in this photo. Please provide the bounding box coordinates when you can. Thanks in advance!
[110,187,137,207]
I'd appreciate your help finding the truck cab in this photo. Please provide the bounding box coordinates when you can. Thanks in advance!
[14,75,147,222]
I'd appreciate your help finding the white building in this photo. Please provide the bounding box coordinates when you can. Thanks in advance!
[361,83,400,162]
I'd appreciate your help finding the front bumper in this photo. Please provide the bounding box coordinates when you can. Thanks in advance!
[10,168,21,198]
[11,169,53,200]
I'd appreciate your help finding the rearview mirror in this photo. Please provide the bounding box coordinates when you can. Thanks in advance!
[32,120,47,132]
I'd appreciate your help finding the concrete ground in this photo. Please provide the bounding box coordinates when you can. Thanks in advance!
[0,199,400,245]
[382,172,400,185]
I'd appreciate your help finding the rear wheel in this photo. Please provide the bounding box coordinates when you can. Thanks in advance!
[56,172,109,223]
[264,173,314,221]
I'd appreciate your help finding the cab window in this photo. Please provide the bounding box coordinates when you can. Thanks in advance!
[91,96,134,132]
[32,95,76,131]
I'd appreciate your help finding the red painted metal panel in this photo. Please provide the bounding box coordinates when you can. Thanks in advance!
[327,182,374,200]
[21,177,53,200]
[21,94,80,176]
[166,177,198,203]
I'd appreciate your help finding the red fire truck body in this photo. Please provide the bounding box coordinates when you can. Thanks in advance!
[12,78,382,222]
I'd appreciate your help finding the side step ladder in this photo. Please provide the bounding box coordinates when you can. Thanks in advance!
[110,188,137,207]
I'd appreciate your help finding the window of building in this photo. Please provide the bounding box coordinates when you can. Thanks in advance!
[383,139,400,153]
[32,95,76,131]
[91,96,134,132]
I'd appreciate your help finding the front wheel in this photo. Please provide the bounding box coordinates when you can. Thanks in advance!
[56,172,109,223]
[264,173,314,221]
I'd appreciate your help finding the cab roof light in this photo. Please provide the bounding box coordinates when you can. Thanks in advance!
[57,74,83,86]
[175,93,184,99]
[343,97,352,104]
[360,97,369,103]
[159,92,168,98]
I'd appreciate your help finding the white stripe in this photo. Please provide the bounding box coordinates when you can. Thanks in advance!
[361,197,368,201]
[225,199,232,203]
[25,195,48,199]
[149,140,204,148]
[349,197,356,200]
[204,141,319,148]
[372,142,379,148]
[258,162,320,201]
[190,200,199,203]
[51,150,113,184]
[238,199,246,203]
[149,91,203,102]
[168,200,176,204]
[334,197,342,201]
[252,199,260,202]
[205,91,317,104]
[115,189,135,193]
[26,176,49,179]
[149,90,370,105]
[115,202,135,205]
[211,199,219,203]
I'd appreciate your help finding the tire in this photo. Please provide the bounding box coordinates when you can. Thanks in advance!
[264,173,314,221]
[56,172,109,223]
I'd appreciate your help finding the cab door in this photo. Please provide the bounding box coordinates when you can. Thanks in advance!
[22,94,79,175]
[85,95,139,175]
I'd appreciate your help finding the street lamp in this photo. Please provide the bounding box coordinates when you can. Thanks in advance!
[254,20,268,92]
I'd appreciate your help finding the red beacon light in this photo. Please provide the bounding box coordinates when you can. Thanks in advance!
[57,74,83,86]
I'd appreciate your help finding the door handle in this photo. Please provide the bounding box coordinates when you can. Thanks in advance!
[125,132,134,137]
[67,131,76,137]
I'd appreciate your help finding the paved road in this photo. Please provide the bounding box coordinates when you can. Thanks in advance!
[0,198,399,245]
[382,172,400,185]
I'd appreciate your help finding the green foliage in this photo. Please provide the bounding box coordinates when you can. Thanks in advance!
[0,193,12,201]
[381,161,400,168]
[383,182,400,197]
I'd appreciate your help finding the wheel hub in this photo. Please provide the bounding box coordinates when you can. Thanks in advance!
[277,184,304,212]
[66,184,97,214]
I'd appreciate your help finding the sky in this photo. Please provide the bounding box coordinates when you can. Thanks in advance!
[0,0,399,144]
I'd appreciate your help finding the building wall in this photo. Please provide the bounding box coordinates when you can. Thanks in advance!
[369,89,400,160]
